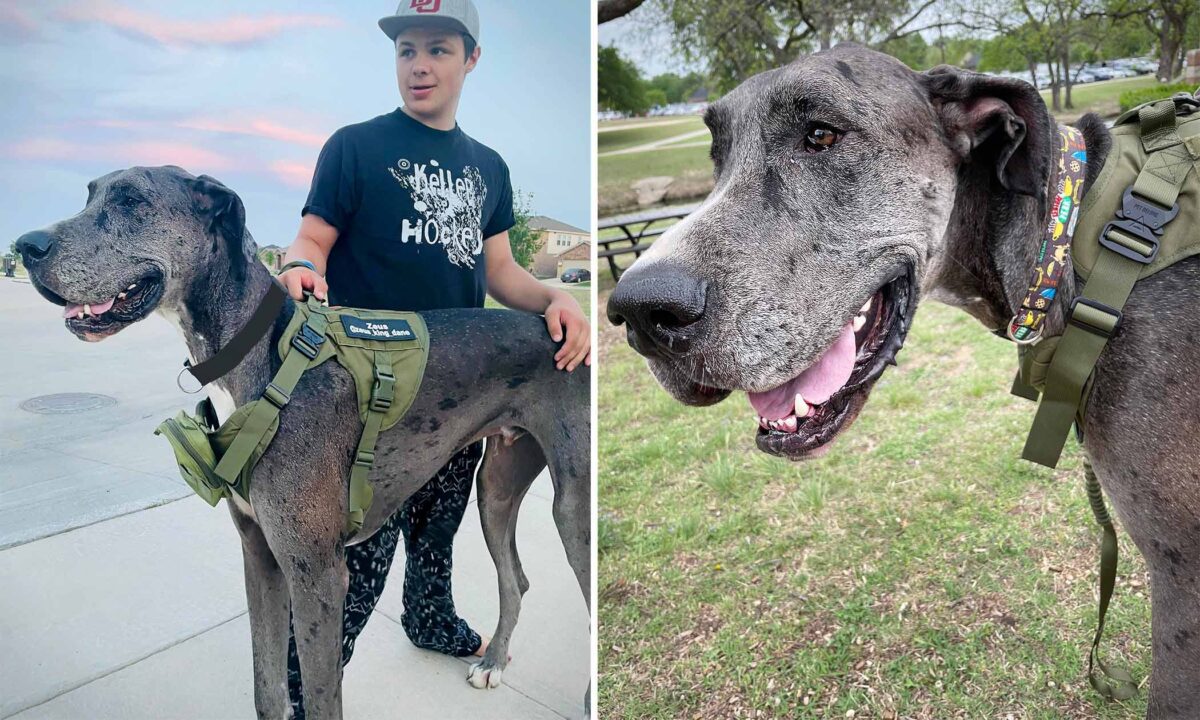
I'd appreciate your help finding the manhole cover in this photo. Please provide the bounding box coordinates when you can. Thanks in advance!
[19,393,117,414]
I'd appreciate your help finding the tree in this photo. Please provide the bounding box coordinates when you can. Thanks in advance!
[644,87,669,108]
[599,45,650,114]
[507,191,541,272]
[600,0,648,23]
[1144,0,1194,81]
[652,0,961,92]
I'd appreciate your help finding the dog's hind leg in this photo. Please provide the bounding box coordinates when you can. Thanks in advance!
[468,433,546,689]
[545,441,591,610]
[230,506,292,719]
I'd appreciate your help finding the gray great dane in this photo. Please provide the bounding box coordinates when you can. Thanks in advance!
[608,43,1199,718]
[15,165,591,719]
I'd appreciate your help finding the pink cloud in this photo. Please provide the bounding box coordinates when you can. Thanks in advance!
[0,2,38,39]
[177,117,326,148]
[5,136,234,173]
[57,1,341,47]
[269,160,313,188]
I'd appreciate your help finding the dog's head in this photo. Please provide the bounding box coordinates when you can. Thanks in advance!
[607,44,1052,460]
[15,166,257,342]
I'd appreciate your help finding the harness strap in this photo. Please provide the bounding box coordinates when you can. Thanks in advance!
[345,351,395,534]
[1022,100,1192,468]
[213,299,330,489]
[1083,459,1138,701]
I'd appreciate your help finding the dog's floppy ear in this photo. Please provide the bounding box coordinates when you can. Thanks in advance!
[920,66,1052,198]
[190,174,253,282]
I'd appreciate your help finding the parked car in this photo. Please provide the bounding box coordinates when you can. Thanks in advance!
[560,268,591,284]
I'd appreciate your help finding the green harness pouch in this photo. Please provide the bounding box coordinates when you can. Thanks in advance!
[155,293,430,533]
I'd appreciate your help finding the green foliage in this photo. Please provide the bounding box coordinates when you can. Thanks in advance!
[644,87,668,108]
[506,189,540,271]
[655,0,922,92]
[647,71,707,103]
[878,32,928,70]
[599,45,649,114]
[1119,80,1197,110]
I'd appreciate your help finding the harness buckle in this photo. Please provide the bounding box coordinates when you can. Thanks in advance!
[354,449,375,468]
[1117,187,1179,233]
[1100,220,1160,265]
[370,365,395,412]
[291,323,326,360]
[1068,298,1122,339]
[263,382,290,409]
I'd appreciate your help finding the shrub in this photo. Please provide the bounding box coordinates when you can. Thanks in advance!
[1118,81,1197,112]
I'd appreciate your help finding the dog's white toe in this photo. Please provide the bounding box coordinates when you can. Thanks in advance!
[467,661,503,689]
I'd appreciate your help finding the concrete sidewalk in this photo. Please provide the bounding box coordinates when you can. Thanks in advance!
[0,278,589,719]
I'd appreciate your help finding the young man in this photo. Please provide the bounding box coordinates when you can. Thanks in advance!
[277,1,590,714]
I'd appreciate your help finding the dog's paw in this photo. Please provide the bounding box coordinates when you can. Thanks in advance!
[467,661,503,689]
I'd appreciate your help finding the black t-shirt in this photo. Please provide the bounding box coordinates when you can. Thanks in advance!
[302,108,515,311]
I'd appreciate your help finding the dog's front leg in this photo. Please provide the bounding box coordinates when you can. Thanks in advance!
[282,538,349,720]
[230,505,292,719]
[1146,570,1200,719]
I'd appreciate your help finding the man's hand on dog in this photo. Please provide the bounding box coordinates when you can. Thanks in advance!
[545,292,591,372]
[280,266,329,302]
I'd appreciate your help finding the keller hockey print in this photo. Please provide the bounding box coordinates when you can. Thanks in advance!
[389,158,487,268]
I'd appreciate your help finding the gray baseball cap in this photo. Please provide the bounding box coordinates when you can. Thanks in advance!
[378,0,480,44]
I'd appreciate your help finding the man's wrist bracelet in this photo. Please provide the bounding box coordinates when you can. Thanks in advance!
[278,260,320,276]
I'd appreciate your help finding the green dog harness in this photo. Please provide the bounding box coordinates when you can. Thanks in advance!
[1008,93,1200,701]
[156,287,429,535]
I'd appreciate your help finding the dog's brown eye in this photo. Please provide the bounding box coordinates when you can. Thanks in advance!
[803,126,841,153]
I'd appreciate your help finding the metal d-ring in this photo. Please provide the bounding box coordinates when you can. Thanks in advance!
[176,365,204,394]
[1006,316,1044,345]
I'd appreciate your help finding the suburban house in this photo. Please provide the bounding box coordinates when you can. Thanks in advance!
[528,216,590,279]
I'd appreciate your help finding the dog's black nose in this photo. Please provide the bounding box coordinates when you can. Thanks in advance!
[607,263,707,355]
[15,230,55,265]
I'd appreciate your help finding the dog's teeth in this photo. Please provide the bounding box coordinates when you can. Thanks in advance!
[853,314,866,332]
[861,297,873,314]
[83,303,91,317]
[768,419,780,430]
[758,416,769,430]
[118,292,126,300]
[780,415,797,432]
[794,393,809,417]
[128,283,137,290]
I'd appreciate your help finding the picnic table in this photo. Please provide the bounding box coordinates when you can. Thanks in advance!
[598,203,697,280]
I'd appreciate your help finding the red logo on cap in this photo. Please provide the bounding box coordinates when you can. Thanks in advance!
[411,0,441,12]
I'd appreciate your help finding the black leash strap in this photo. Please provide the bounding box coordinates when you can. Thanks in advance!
[179,281,288,391]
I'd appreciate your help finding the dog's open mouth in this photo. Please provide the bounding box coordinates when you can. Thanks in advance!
[34,269,165,341]
[748,269,914,460]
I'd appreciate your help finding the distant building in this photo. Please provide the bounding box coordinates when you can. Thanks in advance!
[555,242,591,278]
[259,245,286,272]
[528,216,589,279]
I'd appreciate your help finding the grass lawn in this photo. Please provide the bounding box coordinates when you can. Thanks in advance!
[599,117,707,154]
[1039,74,1164,117]
[598,294,1150,718]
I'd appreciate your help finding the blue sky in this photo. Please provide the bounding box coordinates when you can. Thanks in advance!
[0,0,592,250]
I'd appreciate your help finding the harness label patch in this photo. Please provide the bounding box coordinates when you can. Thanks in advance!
[340,316,416,341]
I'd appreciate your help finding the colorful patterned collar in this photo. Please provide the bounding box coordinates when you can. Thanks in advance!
[1006,124,1089,344]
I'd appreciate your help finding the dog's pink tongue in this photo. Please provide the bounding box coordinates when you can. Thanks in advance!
[748,320,857,420]
[63,297,115,318]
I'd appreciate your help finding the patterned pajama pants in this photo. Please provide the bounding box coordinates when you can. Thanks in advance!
[286,441,485,718]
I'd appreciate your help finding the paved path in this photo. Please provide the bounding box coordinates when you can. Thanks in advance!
[598,128,711,158]
[0,278,589,719]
